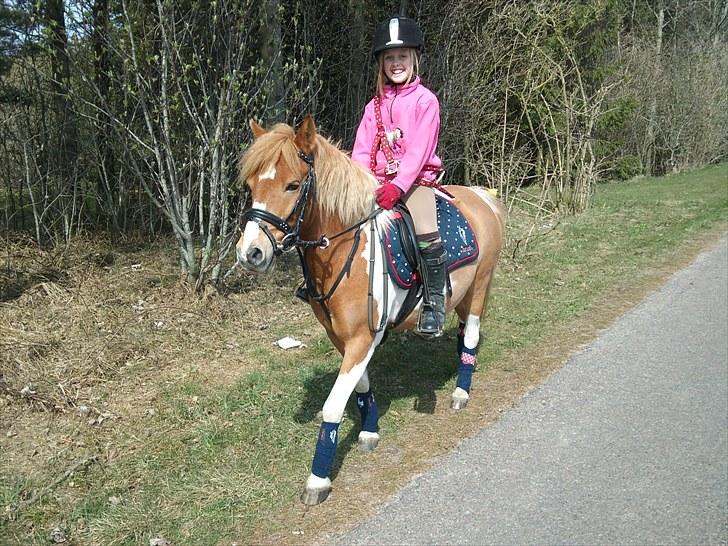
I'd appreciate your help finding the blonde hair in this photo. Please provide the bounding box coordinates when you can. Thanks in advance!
[375,48,420,96]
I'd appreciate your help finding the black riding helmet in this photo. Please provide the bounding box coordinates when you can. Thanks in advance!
[373,16,424,56]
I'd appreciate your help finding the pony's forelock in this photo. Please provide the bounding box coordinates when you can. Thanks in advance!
[238,123,375,226]
[238,124,300,186]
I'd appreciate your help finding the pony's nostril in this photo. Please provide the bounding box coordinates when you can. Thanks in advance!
[246,247,264,266]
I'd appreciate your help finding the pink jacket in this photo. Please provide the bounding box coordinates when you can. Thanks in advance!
[352,77,442,195]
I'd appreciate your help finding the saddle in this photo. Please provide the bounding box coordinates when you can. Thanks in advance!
[378,195,479,329]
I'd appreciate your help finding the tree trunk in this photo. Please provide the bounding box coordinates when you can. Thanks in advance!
[45,0,78,241]
[712,0,728,46]
[261,0,285,123]
[92,0,118,230]
[399,0,410,16]
[645,3,664,175]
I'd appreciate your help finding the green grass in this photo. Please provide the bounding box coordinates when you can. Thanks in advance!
[489,165,728,347]
[1,163,726,545]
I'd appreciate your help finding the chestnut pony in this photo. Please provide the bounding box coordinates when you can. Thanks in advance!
[236,115,505,505]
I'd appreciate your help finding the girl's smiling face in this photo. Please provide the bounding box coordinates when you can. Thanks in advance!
[382,48,415,85]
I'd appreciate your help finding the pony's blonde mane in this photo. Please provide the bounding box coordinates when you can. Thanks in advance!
[239,123,376,226]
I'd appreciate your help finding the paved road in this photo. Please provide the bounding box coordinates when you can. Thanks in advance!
[330,236,728,546]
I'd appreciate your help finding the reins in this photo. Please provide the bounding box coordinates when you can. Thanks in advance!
[298,207,382,306]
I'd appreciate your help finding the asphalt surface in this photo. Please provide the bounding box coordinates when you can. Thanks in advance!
[329,235,728,546]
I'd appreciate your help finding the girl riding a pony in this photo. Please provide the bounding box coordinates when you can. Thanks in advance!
[236,17,505,502]
[351,15,448,337]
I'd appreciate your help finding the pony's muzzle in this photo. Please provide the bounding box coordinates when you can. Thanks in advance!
[236,220,277,272]
[236,243,272,272]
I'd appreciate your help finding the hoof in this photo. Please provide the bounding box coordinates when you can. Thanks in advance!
[450,397,468,410]
[357,431,380,452]
[301,474,332,506]
[450,387,469,410]
[301,486,331,505]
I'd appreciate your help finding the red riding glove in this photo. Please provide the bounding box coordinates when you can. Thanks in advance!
[374,183,402,210]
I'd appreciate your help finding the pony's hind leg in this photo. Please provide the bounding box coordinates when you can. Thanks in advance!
[452,270,494,410]
[355,369,380,451]
[451,314,480,409]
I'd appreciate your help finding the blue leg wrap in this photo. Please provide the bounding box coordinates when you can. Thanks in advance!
[457,321,466,355]
[456,345,478,393]
[311,421,340,479]
[356,390,379,433]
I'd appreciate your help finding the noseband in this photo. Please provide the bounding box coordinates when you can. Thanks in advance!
[241,150,329,255]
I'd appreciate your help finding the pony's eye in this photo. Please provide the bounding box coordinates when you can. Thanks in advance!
[285,181,301,192]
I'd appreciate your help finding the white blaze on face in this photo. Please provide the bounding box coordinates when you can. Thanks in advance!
[240,200,266,253]
[240,166,276,255]
[258,165,276,181]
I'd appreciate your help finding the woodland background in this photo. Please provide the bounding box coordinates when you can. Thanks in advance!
[1,0,726,287]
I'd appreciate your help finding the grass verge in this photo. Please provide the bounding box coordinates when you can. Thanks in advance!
[1,164,726,545]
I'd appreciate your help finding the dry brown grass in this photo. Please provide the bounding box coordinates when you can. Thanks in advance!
[1,235,311,535]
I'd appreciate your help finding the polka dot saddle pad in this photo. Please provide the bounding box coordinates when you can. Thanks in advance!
[383,196,479,289]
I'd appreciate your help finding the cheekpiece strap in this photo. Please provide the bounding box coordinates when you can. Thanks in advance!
[298,150,314,166]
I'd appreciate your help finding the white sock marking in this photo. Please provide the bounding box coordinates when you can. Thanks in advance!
[464,314,480,349]
[321,335,383,423]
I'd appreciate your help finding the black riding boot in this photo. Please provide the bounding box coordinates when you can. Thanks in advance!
[417,241,448,337]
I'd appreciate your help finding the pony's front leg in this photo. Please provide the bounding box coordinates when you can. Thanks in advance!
[302,337,378,505]
[355,369,380,451]
[452,315,480,410]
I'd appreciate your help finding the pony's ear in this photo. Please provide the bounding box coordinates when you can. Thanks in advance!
[294,114,317,154]
[249,119,267,139]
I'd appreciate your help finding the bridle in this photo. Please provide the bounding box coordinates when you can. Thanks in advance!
[241,150,328,256]
[241,149,382,312]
